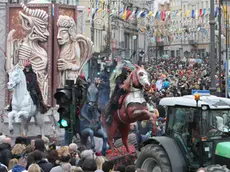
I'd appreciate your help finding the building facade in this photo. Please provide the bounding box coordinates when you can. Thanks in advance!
[157,0,212,58]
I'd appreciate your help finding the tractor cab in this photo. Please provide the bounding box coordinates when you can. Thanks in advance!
[160,90,230,170]
[136,90,230,172]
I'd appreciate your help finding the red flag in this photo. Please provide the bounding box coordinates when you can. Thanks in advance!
[126,9,132,20]
[199,9,202,16]
[161,11,166,21]
[88,7,90,16]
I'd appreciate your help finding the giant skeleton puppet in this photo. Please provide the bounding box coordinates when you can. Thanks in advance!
[57,15,93,87]
[6,3,49,104]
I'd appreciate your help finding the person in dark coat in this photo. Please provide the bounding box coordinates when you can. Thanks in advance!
[0,137,12,167]
[105,66,131,124]
[97,66,111,111]
[23,62,42,111]
[33,150,53,172]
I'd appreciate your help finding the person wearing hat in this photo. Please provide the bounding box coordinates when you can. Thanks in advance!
[7,61,42,112]
[23,61,43,112]
[105,65,132,124]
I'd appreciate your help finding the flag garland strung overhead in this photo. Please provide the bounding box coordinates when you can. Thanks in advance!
[87,0,223,23]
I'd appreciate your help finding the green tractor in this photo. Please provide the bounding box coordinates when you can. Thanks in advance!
[136,90,230,172]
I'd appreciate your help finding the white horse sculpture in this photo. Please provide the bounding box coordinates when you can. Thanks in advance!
[7,64,44,137]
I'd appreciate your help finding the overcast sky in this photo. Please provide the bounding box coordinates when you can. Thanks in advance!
[154,0,170,10]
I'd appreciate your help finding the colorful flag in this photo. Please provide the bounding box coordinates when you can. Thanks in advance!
[177,10,182,16]
[184,10,190,17]
[215,7,218,17]
[192,9,195,18]
[202,8,206,16]
[126,9,132,20]
[122,8,127,19]
[199,9,203,16]
[148,11,153,17]
[137,10,143,18]
[195,9,198,19]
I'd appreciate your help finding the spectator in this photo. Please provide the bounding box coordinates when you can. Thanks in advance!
[69,143,78,155]
[71,166,83,172]
[0,163,7,172]
[125,165,136,172]
[11,144,26,159]
[42,137,49,151]
[34,139,46,152]
[8,159,18,172]
[116,165,126,172]
[102,161,114,172]
[11,154,28,172]
[15,137,25,145]
[95,156,105,171]
[77,149,95,167]
[33,150,53,172]
[82,159,97,172]
[47,150,59,167]
[0,136,12,166]
[69,143,79,166]
[50,146,72,172]
[28,164,41,172]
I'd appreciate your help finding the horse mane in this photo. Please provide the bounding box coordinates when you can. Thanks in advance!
[121,70,135,92]
[109,63,123,97]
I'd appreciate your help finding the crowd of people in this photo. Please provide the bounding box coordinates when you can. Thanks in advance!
[1,56,225,172]
[0,135,146,172]
[142,56,226,105]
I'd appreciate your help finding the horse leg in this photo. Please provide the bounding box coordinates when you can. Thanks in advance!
[34,112,44,138]
[81,128,95,150]
[21,117,31,136]
[118,124,131,153]
[95,129,108,155]
[8,110,17,134]
[17,110,30,119]
[106,119,118,151]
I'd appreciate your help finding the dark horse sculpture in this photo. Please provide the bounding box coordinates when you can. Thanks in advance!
[103,65,157,152]
[79,81,108,155]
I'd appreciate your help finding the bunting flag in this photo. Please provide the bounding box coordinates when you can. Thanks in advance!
[97,8,102,13]
[195,9,198,19]
[122,7,128,19]
[88,7,91,17]
[137,10,143,18]
[126,9,132,20]
[157,11,161,19]
[141,11,148,18]
[215,7,218,17]
[202,8,206,16]
[177,10,182,16]
[161,11,166,21]
[96,0,99,8]
[192,9,195,19]
[199,9,203,17]
[119,8,123,15]
[148,11,153,17]
[184,10,190,17]
[92,8,98,19]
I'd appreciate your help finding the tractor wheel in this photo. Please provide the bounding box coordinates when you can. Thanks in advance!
[136,144,172,172]
[205,164,230,172]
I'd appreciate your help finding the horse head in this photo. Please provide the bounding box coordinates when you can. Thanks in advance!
[7,65,25,91]
[122,65,151,91]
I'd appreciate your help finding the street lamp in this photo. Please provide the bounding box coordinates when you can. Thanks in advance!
[218,0,223,96]
[210,0,217,94]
